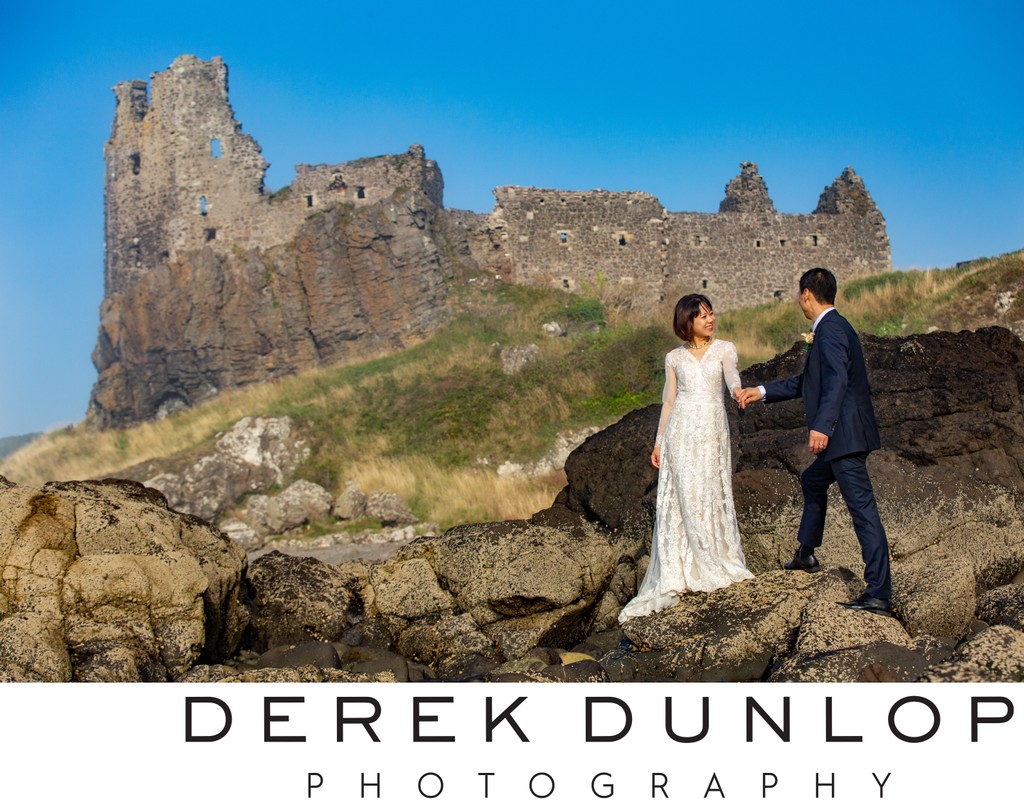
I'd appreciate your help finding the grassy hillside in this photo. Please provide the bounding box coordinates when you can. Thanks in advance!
[4,249,1021,527]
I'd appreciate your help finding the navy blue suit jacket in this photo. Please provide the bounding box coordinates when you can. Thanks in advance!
[763,310,880,461]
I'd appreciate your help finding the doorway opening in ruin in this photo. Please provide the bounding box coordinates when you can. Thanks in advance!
[356,187,366,199]
[306,195,314,208]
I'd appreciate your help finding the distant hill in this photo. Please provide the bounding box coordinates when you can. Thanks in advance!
[0,433,41,461]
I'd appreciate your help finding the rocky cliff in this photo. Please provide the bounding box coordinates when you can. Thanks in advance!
[91,55,464,428]
[90,190,456,427]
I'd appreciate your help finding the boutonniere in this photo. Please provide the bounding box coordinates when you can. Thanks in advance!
[801,331,814,350]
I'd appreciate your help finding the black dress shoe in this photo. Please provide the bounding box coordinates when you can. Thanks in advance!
[783,549,821,573]
[838,593,891,616]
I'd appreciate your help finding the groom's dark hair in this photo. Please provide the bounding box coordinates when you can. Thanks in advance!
[800,267,837,304]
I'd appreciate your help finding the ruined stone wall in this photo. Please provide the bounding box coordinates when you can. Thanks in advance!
[103,55,442,296]
[491,163,891,309]
[292,146,443,210]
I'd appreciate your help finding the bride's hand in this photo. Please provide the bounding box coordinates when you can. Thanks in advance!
[651,446,661,468]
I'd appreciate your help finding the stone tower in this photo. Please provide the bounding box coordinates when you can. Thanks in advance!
[104,56,268,295]
[93,56,453,428]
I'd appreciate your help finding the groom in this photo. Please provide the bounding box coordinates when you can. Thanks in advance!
[737,267,892,616]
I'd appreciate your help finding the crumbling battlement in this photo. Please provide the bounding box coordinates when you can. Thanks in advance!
[103,55,442,295]
[489,162,890,309]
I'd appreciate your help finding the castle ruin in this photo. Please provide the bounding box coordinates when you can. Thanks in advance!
[489,162,890,308]
[92,55,890,428]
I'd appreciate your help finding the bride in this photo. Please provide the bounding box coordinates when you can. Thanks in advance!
[619,294,754,621]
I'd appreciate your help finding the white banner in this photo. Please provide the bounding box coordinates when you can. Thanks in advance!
[2,682,1018,805]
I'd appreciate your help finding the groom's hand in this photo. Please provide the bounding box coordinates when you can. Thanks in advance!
[736,387,762,408]
[808,430,829,454]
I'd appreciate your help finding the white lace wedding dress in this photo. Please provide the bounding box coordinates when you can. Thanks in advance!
[619,339,754,621]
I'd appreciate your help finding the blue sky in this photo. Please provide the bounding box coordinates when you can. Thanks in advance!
[1,0,1021,437]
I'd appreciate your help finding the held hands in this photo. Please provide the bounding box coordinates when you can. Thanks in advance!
[735,387,762,409]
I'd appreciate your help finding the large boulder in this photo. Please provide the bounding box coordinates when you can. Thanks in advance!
[244,552,368,650]
[140,416,309,522]
[559,405,660,533]
[0,477,247,681]
[416,519,617,626]
[347,515,619,671]
[243,479,334,537]
[918,625,1024,682]
[737,327,1024,489]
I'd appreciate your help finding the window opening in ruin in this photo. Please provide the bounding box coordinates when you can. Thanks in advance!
[306,195,314,208]
[129,153,141,175]
[562,279,570,289]
[559,232,568,244]
[755,239,762,248]
[200,196,208,216]
[812,235,819,246]
[702,279,708,289]
[780,238,787,247]
[774,290,784,300]
[205,228,217,242]
[618,235,628,246]
[356,187,366,199]
[211,138,222,158]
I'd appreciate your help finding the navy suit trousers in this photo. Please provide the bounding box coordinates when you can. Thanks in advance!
[797,451,892,600]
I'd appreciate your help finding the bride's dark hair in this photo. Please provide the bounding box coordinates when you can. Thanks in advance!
[673,293,713,342]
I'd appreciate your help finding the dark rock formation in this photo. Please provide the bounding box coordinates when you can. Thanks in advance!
[91,191,454,427]
[244,551,366,650]
[562,327,1024,533]
[738,326,1024,490]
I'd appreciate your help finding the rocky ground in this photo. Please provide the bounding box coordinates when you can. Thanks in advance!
[2,327,1023,683]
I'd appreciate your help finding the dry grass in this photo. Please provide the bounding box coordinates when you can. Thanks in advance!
[344,455,565,527]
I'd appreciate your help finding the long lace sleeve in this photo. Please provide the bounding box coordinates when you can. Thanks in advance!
[722,341,742,398]
[655,353,677,447]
